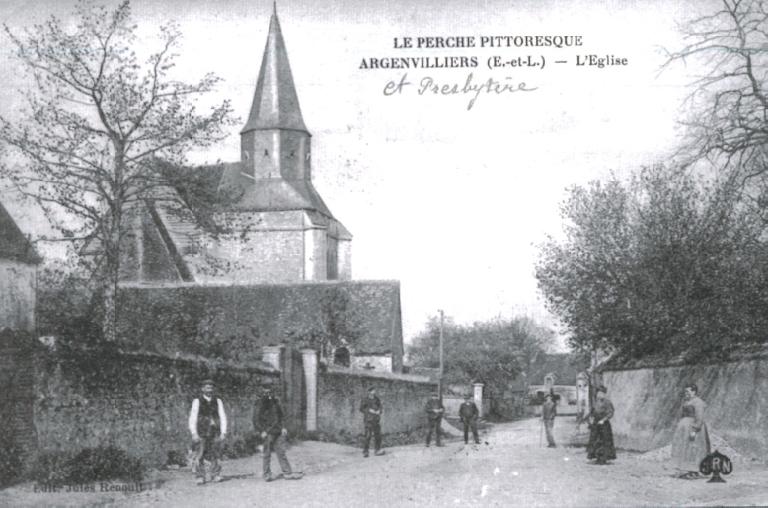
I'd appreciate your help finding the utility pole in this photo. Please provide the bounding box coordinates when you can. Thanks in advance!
[438,309,444,402]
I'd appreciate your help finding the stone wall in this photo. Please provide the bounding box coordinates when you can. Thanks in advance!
[443,396,491,418]
[0,260,36,331]
[0,333,36,464]
[116,281,404,369]
[1,343,280,467]
[602,358,768,457]
[317,368,437,442]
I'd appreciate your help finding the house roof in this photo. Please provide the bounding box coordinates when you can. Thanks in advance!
[0,200,40,264]
[217,162,336,218]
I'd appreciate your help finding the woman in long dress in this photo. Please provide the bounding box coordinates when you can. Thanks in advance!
[586,385,617,464]
[670,383,710,479]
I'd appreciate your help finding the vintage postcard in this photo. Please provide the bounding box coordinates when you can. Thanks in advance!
[0,0,765,506]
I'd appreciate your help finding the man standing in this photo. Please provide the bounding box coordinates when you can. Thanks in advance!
[459,394,481,445]
[252,383,303,481]
[425,392,445,447]
[542,391,557,448]
[188,378,227,485]
[360,387,384,457]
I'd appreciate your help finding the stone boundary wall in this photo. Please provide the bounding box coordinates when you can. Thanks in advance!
[116,281,404,370]
[317,369,437,443]
[602,357,768,457]
[1,343,280,467]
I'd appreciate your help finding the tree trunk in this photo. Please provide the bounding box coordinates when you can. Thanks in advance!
[102,279,117,342]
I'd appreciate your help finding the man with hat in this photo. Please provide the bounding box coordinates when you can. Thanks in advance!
[252,381,303,481]
[541,390,558,448]
[188,378,227,484]
[459,394,481,445]
[360,387,384,457]
[424,392,445,447]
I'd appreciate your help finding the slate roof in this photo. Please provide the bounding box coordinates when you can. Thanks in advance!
[241,6,308,134]
[216,161,340,222]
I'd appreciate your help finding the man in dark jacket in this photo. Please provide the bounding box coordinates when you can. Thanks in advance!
[253,384,303,481]
[360,387,384,457]
[459,394,481,445]
[425,393,445,447]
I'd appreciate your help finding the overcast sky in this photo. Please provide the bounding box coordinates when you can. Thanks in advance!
[0,0,712,345]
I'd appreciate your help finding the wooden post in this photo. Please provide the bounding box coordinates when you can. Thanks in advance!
[438,309,444,402]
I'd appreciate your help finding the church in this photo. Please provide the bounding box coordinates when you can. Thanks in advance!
[114,7,405,374]
[120,6,351,285]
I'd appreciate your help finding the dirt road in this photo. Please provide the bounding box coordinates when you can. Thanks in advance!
[3,418,766,507]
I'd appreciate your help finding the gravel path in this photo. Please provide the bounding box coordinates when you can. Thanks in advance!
[2,418,766,507]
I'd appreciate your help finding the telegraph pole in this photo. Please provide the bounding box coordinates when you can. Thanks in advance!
[438,309,444,402]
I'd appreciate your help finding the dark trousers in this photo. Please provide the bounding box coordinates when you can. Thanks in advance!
[426,417,442,445]
[192,437,221,479]
[462,418,479,444]
[544,418,556,447]
[263,433,292,477]
[363,421,382,453]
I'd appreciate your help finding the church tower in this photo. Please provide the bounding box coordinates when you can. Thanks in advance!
[240,6,310,181]
[211,5,352,283]
[117,6,351,284]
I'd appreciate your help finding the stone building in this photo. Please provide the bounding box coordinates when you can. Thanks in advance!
[0,9,431,470]
[114,7,401,374]
[0,200,40,475]
[120,6,351,285]
[0,200,40,331]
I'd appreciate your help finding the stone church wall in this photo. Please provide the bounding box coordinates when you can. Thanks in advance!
[602,357,768,458]
[202,229,305,283]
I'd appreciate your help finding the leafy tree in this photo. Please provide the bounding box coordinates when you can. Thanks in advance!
[0,0,235,340]
[407,315,554,398]
[536,164,768,361]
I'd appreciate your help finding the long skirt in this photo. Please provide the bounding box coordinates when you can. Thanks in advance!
[587,421,616,462]
[670,417,710,472]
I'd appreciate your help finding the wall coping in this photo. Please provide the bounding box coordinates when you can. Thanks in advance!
[323,365,436,384]
[600,353,768,373]
[598,344,768,372]
[118,279,401,289]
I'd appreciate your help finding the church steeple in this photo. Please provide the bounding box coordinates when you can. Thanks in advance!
[241,5,308,134]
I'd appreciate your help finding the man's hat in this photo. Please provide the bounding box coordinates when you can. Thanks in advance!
[367,386,376,392]
[201,378,215,387]
[596,385,607,394]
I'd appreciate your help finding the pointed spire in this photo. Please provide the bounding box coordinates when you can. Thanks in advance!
[241,8,308,134]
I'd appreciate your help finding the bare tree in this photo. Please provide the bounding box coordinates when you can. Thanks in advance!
[664,0,768,181]
[0,0,235,340]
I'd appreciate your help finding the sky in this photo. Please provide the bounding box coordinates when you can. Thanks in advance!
[0,0,712,346]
